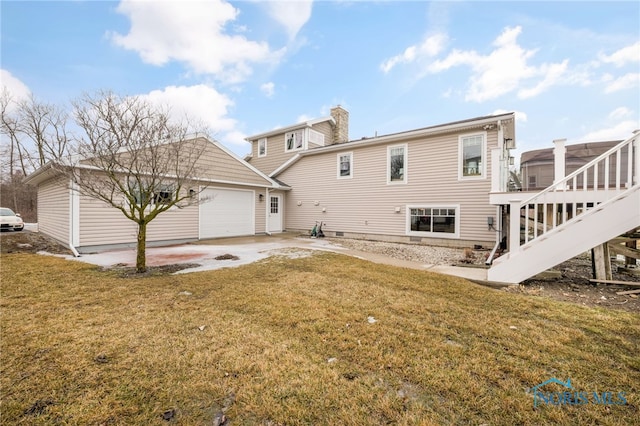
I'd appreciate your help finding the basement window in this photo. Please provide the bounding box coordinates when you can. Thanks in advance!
[407,205,459,238]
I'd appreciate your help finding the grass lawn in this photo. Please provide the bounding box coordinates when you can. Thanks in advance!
[1,250,638,425]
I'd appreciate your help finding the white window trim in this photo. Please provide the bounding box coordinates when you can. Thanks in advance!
[258,138,267,157]
[405,204,460,239]
[337,151,353,179]
[387,143,408,185]
[285,128,307,152]
[458,132,487,181]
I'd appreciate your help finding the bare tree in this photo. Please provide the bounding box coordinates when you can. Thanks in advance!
[55,91,208,272]
[17,94,70,169]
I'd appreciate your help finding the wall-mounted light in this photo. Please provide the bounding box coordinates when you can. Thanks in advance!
[258,194,264,202]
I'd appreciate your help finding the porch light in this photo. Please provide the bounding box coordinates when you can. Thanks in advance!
[259,194,264,202]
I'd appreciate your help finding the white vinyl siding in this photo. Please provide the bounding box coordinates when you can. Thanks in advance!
[459,133,486,180]
[388,144,407,184]
[337,152,353,179]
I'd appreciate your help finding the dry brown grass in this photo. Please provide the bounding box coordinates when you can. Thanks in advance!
[1,251,638,425]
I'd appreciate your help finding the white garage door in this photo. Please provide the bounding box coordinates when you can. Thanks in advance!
[199,188,255,239]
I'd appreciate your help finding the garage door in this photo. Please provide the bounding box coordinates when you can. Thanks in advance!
[199,188,255,239]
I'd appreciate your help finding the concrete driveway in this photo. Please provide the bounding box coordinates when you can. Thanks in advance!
[66,232,489,282]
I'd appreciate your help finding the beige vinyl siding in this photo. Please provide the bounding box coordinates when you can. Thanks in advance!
[249,132,298,175]
[248,121,335,175]
[37,178,70,245]
[78,193,199,247]
[196,138,272,186]
[278,129,499,245]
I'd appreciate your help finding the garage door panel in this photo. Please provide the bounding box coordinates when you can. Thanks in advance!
[199,188,255,238]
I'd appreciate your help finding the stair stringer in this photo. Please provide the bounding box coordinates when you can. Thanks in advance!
[488,185,640,284]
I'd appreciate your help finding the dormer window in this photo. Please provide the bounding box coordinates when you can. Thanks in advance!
[258,138,267,157]
[285,129,305,152]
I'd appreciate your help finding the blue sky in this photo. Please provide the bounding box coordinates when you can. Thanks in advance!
[2,1,639,162]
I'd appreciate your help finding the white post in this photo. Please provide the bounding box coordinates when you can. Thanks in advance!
[553,139,566,189]
[490,148,501,193]
[509,199,521,254]
[634,132,640,186]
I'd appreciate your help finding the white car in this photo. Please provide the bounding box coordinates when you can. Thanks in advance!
[0,207,24,231]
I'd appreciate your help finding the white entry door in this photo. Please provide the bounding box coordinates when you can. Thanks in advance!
[268,195,282,233]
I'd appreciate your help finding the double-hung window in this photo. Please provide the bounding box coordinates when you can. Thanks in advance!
[337,152,353,178]
[258,138,267,157]
[459,133,486,179]
[388,144,407,184]
[407,205,459,238]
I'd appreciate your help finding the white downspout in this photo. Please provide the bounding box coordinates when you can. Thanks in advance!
[264,188,271,236]
[69,181,80,257]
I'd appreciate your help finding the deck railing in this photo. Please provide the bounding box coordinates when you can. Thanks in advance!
[508,132,639,253]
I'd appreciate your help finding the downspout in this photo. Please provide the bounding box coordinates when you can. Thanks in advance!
[264,188,271,236]
[68,180,80,257]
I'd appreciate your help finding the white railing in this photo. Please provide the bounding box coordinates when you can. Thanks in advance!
[508,132,639,254]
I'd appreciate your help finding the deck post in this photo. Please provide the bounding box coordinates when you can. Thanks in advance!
[553,139,566,190]
[509,199,521,254]
[592,243,612,281]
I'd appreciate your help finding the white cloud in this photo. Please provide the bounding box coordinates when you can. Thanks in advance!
[0,69,31,105]
[260,82,275,98]
[111,0,283,83]
[608,107,633,120]
[264,1,313,40]
[391,26,572,102]
[599,41,640,67]
[580,120,639,142]
[140,84,242,144]
[380,33,447,73]
[603,72,640,93]
[518,60,569,99]
[579,106,639,141]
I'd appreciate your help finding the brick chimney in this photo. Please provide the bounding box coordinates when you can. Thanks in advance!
[330,106,349,144]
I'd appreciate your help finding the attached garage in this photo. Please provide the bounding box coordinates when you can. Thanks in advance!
[199,187,255,239]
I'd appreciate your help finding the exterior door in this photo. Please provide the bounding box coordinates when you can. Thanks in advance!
[268,195,282,233]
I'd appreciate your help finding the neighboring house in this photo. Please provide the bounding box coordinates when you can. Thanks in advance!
[520,140,626,191]
[246,107,517,248]
[25,135,286,253]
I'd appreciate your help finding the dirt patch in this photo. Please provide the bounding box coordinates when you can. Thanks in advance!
[0,230,71,255]
[505,255,640,313]
[105,263,202,278]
